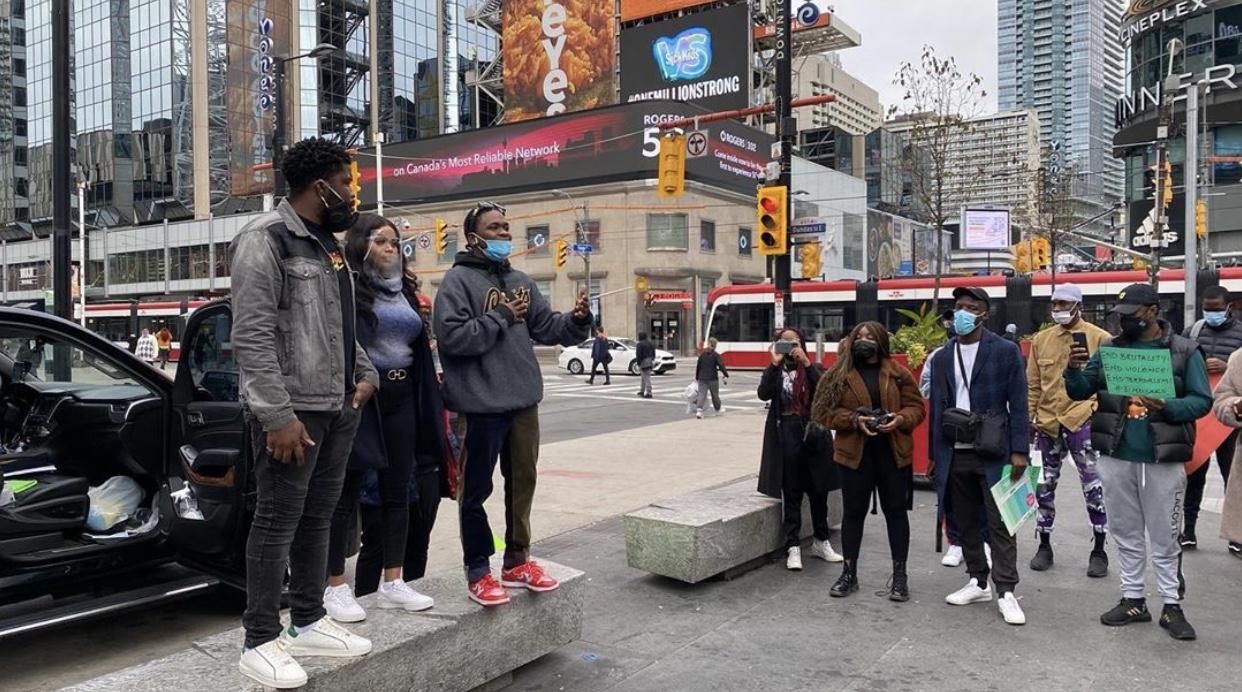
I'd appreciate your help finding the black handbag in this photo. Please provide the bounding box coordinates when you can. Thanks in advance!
[803,419,833,454]
[942,344,1009,457]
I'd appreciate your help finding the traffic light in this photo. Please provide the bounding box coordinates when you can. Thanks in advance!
[1161,158,1173,210]
[434,218,448,255]
[756,185,788,256]
[1011,242,1031,273]
[657,133,686,198]
[1032,237,1050,269]
[554,238,568,269]
[1144,165,1157,202]
[348,160,362,212]
[800,242,822,279]
[1196,198,1208,238]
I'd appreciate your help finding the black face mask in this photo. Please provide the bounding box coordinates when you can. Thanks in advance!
[852,340,879,362]
[1119,315,1149,339]
[318,180,358,233]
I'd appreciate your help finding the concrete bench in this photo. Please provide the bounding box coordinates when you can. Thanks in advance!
[624,476,842,584]
[62,559,583,692]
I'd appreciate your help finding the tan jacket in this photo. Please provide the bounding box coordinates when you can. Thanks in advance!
[1026,319,1110,436]
[1211,349,1242,544]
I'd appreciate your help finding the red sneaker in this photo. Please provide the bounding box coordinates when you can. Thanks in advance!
[501,560,560,592]
[468,574,510,607]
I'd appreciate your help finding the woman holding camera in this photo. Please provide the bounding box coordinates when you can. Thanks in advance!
[758,328,842,570]
[812,322,924,600]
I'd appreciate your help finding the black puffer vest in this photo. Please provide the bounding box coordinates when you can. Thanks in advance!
[1090,320,1201,464]
[1188,318,1242,361]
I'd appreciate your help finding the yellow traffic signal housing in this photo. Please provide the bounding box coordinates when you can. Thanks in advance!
[1032,237,1050,269]
[554,239,568,269]
[800,242,822,279]
[1011,242,1031,273]
[756,185,788,256]
[657,134,686,198]
[1160,158,1173,209]
[434,218,448,255]
[348,160,362,212]
[1196,198,1208,238]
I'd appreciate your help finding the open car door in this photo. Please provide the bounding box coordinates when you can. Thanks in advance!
[159,299,249,584]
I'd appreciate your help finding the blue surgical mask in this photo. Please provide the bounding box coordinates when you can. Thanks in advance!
[480,238,512,263]
[1205,310,1228,327]
[953,309,979,336]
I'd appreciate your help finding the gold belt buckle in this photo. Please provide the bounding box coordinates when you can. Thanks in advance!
[386,369,408,381]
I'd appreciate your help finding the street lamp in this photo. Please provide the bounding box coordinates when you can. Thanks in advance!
[273,42,340,198]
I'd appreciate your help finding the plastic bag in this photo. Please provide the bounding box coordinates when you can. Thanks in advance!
[683,381,699,402]
[86,476,144,531]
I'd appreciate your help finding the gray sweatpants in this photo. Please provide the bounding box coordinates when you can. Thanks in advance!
[1096,454,1186,604]
[695,380,721,412]
[640,367,653,396]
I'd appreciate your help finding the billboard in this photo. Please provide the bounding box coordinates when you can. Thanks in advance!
[867,209,916,279]
[621,4,751,114]
[1129,197,1184,256]
[961,208,1012,250]
[620,0,715,23]
[226,0,289,196]
[501,0,617,123]
[356,100,771,205]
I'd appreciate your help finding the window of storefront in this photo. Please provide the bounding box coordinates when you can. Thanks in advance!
[526,224,550,256]
[700,219,716,252]
[576,219,601,252]
[1215,125,1242,186]
[534,279,554,302]
[647,213,688,250]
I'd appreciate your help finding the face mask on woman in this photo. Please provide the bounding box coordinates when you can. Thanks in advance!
[852,340,879,361]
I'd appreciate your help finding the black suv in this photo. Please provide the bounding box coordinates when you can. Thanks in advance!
[0,300,252,638]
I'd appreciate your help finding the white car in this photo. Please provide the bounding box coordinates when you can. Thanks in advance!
[558,338,677,376]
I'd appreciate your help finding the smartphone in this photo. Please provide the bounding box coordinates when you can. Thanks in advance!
[1071,332,1088,352]
[775,341,795,356]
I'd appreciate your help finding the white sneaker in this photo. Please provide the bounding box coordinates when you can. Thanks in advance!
[717,406,726,415]
[786,546,803,571]
[941,544,964,567]
[280,617,373,658]
[695,409,703,419]
[811,538,844,563]
[997,592,1026,625]
[945,578,993,606]
[323,583,366,623]
[377,579,434,612]
[239,639,308,689]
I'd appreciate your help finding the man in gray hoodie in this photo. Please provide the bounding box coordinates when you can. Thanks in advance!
[434,201,592,607]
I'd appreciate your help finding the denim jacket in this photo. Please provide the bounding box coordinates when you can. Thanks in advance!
[230,199,379,431]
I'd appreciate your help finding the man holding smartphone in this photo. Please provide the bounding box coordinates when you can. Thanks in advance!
[1026,284,1111,576]
[434,201,593,607]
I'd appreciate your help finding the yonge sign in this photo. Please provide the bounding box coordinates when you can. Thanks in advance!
[1115,62,1240,126]
[1118,0,1212,47]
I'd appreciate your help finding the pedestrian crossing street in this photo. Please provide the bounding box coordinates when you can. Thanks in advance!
[540,369,766,412]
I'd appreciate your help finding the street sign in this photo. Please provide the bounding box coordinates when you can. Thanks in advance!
[774,291,785,330]
[571,243,593,254]
[634,276,650,293]
[790,221,826,245]
[401,240,415,258]
[417,233,431,249]
[686,130,709,158]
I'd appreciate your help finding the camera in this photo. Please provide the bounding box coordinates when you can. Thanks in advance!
[775,341,795,356]
[871,409,895,427]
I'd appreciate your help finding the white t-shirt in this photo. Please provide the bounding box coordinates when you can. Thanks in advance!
[954,341,979,410]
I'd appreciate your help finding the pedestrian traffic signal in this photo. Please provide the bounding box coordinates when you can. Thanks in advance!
[800,242,822,279]
[349,160,362,212]
[435,218,448,255]
[657,134,686,198]
[1144,165,1157,202]
[1196,198,1207,238]
[756,185,788,256]
[554,238,568,269]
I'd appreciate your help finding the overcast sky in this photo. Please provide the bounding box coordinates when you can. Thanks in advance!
[822,0,1000,115]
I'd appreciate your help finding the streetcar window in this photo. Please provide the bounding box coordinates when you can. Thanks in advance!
[708,303,774,342]
[793,304,851,342]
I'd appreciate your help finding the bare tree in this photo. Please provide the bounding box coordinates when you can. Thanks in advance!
[889,46,988,311]
[1014,150,1079,285]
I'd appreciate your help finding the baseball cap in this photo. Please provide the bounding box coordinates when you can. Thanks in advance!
[952,286,991,306]
[1111,283,1159,315]
[1051,283,1083,303]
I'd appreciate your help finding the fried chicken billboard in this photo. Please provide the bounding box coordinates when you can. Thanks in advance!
[502,0,618,123]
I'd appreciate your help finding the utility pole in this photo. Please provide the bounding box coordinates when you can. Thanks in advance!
[51,0,72,322]
[273,58,289,199]
[773,0,793,329]
[78,179,87,327]
[1151,40,1182,290]
[1184,82,1199,329]
[374,131,385,215]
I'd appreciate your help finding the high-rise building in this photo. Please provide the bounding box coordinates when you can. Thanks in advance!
[8,0,498,235]
[998,0,1124,220]
[793,53,881,136]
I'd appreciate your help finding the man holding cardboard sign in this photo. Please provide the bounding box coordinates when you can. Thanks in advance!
[1065,283,1211,641]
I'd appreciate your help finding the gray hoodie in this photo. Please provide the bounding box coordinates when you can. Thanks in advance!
[434,252,590,414]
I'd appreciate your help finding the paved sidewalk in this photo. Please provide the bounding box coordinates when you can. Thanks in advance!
[507,475,1239,691]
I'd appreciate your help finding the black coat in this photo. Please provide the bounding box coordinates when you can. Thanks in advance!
[756,363,837,498]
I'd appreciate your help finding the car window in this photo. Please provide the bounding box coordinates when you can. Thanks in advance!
[608,340,624,350]
[187,312,239,402]
[0,327,150,389]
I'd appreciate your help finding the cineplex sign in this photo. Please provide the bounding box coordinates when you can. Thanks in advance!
[1115,62,1241,126]
[1118,0,1214,47]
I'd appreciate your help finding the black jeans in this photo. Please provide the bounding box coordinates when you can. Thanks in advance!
[327,379,418,577]
[356,466,441,596]
[779,416,830,548]
[1185,429,1237,526]
[949,449,1019,594]
[589,359,611,382]
[242,401,360,649]
[840,445,912,563]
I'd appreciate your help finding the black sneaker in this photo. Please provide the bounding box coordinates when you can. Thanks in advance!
[1029,542,1054,571]
[1180,528,1198,549]
[1100,598,1152,626]
[1160,604,1197,640]
[1087,550,1109,578]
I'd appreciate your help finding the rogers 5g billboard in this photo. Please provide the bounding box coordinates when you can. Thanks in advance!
[355,100,771,205]
[620,3,751,113]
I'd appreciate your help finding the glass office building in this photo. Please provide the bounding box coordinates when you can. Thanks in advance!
[998,0,1125,216]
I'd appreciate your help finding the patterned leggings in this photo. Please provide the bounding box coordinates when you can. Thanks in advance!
[1034,425,1108,534]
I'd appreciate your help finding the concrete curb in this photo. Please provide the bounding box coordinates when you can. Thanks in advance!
[61,559,583,692]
